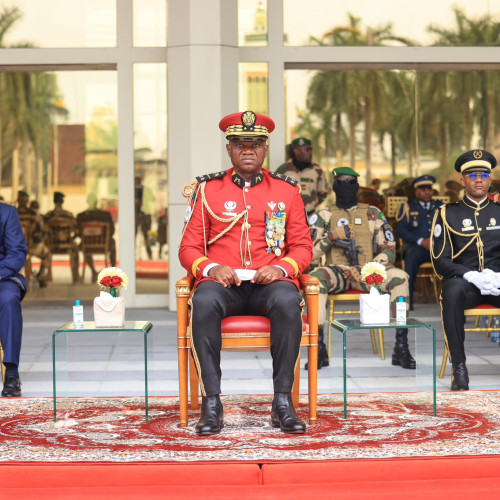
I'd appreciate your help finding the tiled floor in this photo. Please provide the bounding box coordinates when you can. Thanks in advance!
[17,301,500,398]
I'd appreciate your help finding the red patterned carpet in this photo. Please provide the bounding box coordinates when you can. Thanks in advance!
[1,392,499,463]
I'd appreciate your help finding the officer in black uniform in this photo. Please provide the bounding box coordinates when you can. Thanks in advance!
[397,175,443,308]
[431,149,500,391]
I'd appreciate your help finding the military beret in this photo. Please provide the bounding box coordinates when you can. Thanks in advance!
[454,149,497,174]
[291,137,311,147]
[219,111,275,140]
[412,175,435,189]
[54,191,65,203]
[332,166,360,178]
[18,190,29,198]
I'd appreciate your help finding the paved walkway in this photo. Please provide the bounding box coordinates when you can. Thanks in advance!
[18,301,500,398]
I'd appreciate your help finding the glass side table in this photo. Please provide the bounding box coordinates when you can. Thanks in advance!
[330,318,436,419]
[52,321,153,422]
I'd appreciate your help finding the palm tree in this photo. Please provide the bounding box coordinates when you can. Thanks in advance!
[427,7,500,151]
[308,13,415,184]
[0,5,61,200]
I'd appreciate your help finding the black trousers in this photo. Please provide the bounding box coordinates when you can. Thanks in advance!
[441,277,500,363]
[190,280,304,396]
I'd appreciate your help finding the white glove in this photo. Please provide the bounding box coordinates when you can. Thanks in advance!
[483,268,500,289]
[464,270,500,296]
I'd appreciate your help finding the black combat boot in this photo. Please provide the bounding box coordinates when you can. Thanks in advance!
[305,326,329,370]
[271,392,306,434]
[451,362,469,391]
[195,395,224,435]
[392,328,416,369]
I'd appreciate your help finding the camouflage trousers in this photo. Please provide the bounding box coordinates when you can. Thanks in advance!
[310,264,410,325]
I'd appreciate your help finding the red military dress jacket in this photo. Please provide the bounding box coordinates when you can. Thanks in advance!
[179,168,313,289]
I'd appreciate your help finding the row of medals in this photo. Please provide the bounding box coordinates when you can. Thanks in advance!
[266,202,286,257]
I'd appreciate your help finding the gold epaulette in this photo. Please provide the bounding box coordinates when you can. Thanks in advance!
[182,182,198,198]
[269,171,298,187]
[195,171,227,183]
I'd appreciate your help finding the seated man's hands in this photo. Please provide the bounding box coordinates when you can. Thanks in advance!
[464,270,500,296]
[343,265,361,283]
[252,265,285,285]
[420,237,431,251]
[328,224,352,241]
[481,269,500,290]
[208,265,241,287]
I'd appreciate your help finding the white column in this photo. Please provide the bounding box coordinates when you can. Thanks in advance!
[167,0,239,310]
[116,0,137,305]
[267,0,286,171]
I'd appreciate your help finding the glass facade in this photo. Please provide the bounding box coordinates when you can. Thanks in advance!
[133,63,168,294]
[1,1,499,306]
[285,67,500,195]
[1,0,116,48]
[239,0,267,46]
[283,0,500,46]
[133,0,167,47]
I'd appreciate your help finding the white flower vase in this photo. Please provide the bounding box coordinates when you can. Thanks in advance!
[360,287,390,324]
[93,291,125,328]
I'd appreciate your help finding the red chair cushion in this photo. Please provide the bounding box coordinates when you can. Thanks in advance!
[343,289,366,295]
[470,304,500,310]
[221,315,307,335]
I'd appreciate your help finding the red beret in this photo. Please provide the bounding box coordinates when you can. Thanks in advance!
[219,111,275,139]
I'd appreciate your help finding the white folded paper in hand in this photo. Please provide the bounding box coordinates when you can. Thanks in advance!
[359,287,390,324]
[235,269,257,281]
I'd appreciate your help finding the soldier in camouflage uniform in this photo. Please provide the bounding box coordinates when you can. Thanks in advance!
[16,190,50,287]
[308,167,413,370]
[276,137,329,216]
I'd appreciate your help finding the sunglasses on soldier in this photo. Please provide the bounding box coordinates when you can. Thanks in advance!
[334,177,358,184]
[465,172,490,181]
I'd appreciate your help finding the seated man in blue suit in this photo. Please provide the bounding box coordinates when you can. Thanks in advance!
[0,201,28,397]
[397,175,443,309]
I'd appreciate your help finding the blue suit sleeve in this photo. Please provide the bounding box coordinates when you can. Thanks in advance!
[0,205,28,280]
[397,202,420,245]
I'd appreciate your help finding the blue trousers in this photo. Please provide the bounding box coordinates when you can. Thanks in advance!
[190,280,303,396]
[0,280,23,366]
[402,243,431,305]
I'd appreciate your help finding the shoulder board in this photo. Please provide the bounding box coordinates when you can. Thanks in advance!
[269,171,298,187]
[195,171,227,183]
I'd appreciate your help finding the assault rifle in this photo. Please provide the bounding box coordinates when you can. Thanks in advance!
[333,238,362,266]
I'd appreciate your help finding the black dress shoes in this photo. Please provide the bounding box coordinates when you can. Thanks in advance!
[195,395,224,435]
[271,392,306,434]
[2,376,21,397]
[392,345,416,369]
[451,362,469,391]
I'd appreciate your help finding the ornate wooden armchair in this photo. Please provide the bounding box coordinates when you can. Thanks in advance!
[440,304,500,379]
[80,221,111,281]
[46,217,78,282]
[176,275,320,428]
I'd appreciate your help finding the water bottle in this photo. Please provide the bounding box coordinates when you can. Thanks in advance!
[491,316,499,343]
[396,297,407,324]
[73,300,84,329]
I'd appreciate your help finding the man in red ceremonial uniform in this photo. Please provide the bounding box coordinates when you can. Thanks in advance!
[179,111,313,435]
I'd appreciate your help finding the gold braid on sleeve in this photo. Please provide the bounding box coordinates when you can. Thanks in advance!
[395,202,409,223]
[199,182,249,266]
[431,204,480,273]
